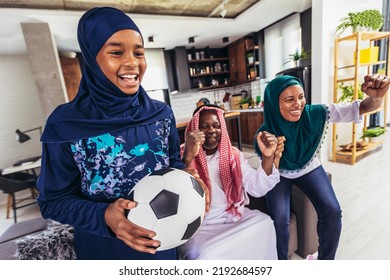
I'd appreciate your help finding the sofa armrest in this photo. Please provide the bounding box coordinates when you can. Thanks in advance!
[290,172,331,258]
[291,185,318,258]
[0,217,49,244]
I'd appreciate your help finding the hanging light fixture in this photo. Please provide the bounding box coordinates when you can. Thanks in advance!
[148,36,154,43]
[222,37,229,44]
[188,37,195,44]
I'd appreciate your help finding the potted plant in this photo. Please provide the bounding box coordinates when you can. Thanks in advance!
[337,83,365,103]
[336,9,384,36]
[239,97,252,109]
[284,48,310,67]
[247,52,254,64]
[361,127,386,143]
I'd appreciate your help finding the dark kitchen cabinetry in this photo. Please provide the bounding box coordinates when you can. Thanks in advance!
[225,111,264,146]
[228,32,264,84]
[244,33,260,81]
[187,47,230,89]
[164,47,191,92]
[240,111,264,145]
[165,47,230,91]
[228,37,247,84]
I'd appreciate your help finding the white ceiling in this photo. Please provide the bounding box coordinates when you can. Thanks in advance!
[0,0,311,55]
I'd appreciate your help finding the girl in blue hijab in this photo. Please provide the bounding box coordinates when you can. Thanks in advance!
[37,7,186,260]
[254,74,389,260]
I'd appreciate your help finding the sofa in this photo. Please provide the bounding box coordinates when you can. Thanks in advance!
[0,216,49,259]
[245,153,321,259]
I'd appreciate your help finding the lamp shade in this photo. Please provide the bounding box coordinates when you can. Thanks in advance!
[15,129,31,143]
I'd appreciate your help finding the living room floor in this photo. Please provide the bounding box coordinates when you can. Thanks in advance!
[1,131,390,260]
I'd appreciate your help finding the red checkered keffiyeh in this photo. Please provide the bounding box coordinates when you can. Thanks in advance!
[182,106,246,218]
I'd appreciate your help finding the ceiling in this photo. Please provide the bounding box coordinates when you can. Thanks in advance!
[0,0,312,55]
[0,0,260,18]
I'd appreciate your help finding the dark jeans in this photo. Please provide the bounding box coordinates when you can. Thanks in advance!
[265,165,342,260]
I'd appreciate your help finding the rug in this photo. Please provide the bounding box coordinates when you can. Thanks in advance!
[15,221,76,260]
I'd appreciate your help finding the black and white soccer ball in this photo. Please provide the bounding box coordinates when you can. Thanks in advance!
[127,168,205,251]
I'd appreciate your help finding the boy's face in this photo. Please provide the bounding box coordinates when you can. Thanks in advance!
[278,85,306,122]
[96,29,146,95]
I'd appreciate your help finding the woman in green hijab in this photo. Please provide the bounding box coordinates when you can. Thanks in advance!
[254,74,389,260]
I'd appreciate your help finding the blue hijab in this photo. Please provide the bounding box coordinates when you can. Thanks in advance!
[41,7,171,143]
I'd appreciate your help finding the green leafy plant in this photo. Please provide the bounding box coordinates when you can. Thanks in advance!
[336,9,384,36]
[337,83,365,103]
[239,97,252,105]
[247,52,254,64]
[361,127,386,138]
[284,48,310,64]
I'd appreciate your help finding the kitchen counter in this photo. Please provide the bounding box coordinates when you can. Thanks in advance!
[175,111,242,150]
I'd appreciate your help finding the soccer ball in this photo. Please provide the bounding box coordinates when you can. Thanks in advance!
[127,168,205,251]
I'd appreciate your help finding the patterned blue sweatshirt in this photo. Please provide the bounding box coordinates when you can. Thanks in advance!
[37,115,185,259]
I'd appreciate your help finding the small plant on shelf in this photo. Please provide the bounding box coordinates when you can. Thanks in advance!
[337,83,365,103]
[362,127,386,138]
[284,48,310,67]
[247,52,254,64]
[240,97,252,109]
[336,9,384,36]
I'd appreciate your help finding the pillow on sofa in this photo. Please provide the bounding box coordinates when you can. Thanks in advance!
[0,217,48,244]
[15,221,76,260]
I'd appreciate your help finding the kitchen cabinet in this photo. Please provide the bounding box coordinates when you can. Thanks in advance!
[165,47,230,91]
[228,32,262,84]
[164,47,191,92]
[238,111,264,145]
[332,31,389,164]
[244,33,260,81]
[187,48,230,89]
[228,37,247,84]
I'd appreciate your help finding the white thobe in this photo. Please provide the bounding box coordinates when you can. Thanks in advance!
[178,150,280,260]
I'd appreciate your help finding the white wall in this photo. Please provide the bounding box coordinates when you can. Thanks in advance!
[311,0,383,161]
[264,13,301,79]
[0,56,45,168]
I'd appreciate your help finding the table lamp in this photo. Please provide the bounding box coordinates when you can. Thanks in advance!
[15,127,42,143]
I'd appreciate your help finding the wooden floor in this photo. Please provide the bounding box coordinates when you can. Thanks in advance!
[1,131,390,260]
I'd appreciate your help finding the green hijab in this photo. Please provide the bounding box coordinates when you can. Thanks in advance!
[254,75,328,172]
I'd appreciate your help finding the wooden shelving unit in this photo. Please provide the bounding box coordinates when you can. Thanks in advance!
[332,31,390,164]
[187,49,230,89]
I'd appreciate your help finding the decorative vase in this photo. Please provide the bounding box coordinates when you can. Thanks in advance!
[294,60,301,67]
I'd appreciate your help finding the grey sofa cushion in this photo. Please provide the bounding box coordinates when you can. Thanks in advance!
[0,240,18,260]
[0,217,49,244]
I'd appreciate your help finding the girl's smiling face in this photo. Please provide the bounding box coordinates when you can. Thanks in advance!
[278,85,306,122]
[96,29,146,95]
